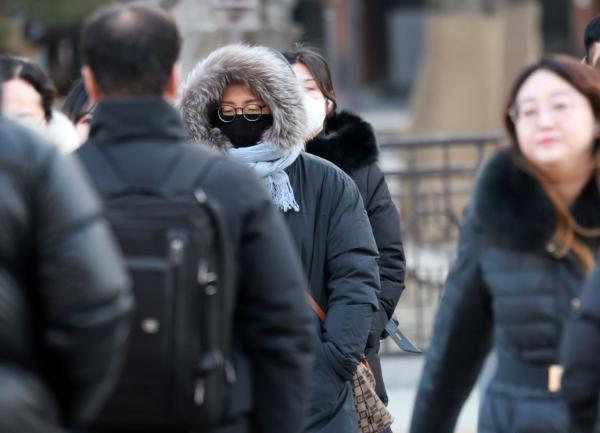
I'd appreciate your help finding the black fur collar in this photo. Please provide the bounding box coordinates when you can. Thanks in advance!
[305,110,378,174]
[473,149,600,251]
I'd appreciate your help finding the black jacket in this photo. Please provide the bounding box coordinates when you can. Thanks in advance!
[306,110,405,404]
[410,149,600,433]
[0,116,133,432]
[562,265,600,433]
[77,98,314,433]
[283,152,380,433]
[177,45,381,433]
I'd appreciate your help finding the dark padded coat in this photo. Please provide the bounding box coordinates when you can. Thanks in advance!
[0,116,133,432]
[410,149,600,433]
[306,110,406,405]
[77,98,314,433]
[562,265,600,433]
[177,45,381,433]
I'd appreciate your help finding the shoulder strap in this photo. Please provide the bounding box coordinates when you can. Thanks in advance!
[163,144,222,192]
[77,143,124,195]
[307,294,326,322]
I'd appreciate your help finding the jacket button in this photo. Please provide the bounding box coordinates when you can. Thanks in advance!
[546,241,557,254]
[570,297,581,312]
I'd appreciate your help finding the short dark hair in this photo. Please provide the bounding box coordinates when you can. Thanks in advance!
[584,15,600,63]
[0,55,55,122]
[62,78,94,123]
[80,3,181,96]
[282,43,337,118]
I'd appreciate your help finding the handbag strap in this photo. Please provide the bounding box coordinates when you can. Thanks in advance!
[307,294,326,322]
[308,293,371,367]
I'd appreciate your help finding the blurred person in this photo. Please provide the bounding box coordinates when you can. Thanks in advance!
[282,44,406,428]
[62,78,96,144]
[562,266,600,433]
[584,15,600,70]
[0,54,54,129]
[410,55,600,433]
[178,44,381,433]
[47,109,81,153]
[78,4,313,433]
[0,97,133,430]
[0,55,79,152]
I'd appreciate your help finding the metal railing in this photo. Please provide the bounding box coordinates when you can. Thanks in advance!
[379,133,505,355]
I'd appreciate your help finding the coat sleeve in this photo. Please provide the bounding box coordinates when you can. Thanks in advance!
[361,163,405,344]
[33,150,133,426]
[561,267,600,433]
[231,168,314,433]
[322,172,380,381]
[410,210,493,433]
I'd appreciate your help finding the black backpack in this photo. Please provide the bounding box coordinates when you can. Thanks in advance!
[78,143,234,432]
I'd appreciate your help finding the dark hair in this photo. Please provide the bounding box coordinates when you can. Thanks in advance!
[0,55,55,122]
[81,3,181,96]
[282,43,337,119]
[584,15,600,64]
[505,55,600,273]
[62,78,94,124]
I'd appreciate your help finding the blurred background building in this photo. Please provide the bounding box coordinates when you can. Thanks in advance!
[2,0,599,135]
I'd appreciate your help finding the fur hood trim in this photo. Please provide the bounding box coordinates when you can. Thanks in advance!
[176,44,309,151]
[473,149,600,251]
[305,110,378,173]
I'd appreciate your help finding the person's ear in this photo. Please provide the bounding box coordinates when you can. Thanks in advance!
[164,62,181,102]
[81,66,102,103]
[325,98,334,114]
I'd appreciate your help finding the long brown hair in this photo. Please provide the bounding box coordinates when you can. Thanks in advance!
[505,55,600,273]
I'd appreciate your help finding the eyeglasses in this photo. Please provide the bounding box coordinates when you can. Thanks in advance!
[217,104,267,122]
[508,97,586,125]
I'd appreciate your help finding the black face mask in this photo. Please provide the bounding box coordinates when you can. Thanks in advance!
[214,115,274,148]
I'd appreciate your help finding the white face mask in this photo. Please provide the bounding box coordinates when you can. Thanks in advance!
[303,92,327,138]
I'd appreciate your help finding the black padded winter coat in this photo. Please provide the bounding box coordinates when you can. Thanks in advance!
[306,110,406,405]
[0,116,133,432]
[410,149,600,433]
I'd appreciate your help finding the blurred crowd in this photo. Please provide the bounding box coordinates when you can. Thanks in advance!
[4,3,600,433]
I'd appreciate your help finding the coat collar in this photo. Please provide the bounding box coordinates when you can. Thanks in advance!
[305,110,378,174]
[89,97,187,144]
[473,149,600,251]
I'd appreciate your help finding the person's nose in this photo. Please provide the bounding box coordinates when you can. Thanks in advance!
[536,106,555,128]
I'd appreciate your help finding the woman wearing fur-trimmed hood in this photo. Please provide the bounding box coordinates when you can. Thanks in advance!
[178,44,381,433]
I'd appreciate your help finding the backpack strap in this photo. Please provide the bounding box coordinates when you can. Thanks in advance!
[162,144,222,193]
[77,142,125,195]
[79,142,222,195]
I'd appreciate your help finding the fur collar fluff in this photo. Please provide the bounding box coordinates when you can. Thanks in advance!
[176,44,309,151]
[305,110,378,173]
[473,149,600,251]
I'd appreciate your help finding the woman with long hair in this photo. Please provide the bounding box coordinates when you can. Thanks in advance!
[282,44,406,424]
[410,55,600,433]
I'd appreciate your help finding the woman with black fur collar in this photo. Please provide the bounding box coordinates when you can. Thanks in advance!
[410,56,600,433]
[177,44,381,433]
[283,44,406,423]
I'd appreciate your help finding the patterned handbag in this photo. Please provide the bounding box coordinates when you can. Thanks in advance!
[307,295,394,433]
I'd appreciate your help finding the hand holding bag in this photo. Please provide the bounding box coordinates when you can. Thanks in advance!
[307,295,394,433]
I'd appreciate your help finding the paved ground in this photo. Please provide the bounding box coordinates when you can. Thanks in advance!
[382,355,481,433]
